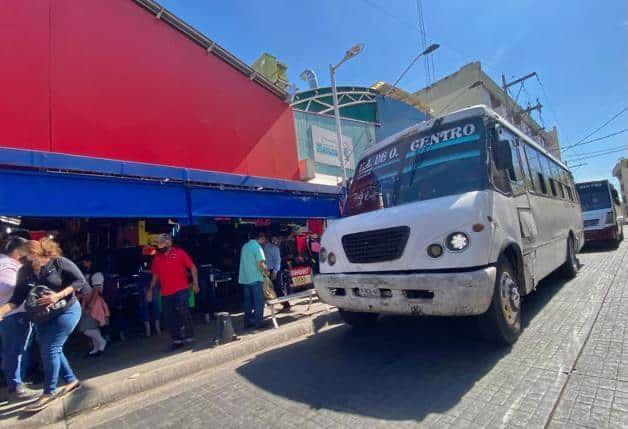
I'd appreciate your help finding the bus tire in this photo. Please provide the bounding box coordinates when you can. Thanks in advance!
[561,236,579,278]
[478,257,521,345]
[611,237,620,249]
[339,309,378,329]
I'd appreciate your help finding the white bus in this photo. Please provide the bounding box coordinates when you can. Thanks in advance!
[576,180,624,248]
[315,105,584,344]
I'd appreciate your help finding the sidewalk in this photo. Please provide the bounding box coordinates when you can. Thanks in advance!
[0,298,340,429]
[548,240,628,428]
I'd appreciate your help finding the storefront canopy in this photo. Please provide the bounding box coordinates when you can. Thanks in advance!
[0,147,341,220]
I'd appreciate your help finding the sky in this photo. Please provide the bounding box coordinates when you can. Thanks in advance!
[159,0,627,188]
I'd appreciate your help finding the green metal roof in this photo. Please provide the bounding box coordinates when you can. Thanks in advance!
[291,87,379,123]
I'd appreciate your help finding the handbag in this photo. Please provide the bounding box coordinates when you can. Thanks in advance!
[24,284,69,325]
[262,274,277,301]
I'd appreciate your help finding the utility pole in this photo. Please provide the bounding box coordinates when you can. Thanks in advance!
[501,72,542,125]
[521,99,543,115]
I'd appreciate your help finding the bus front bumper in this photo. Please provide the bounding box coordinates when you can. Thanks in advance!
[315,266,496,317]
[584,226,617,242]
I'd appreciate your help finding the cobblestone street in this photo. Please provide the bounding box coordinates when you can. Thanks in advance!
[66,232,627,429]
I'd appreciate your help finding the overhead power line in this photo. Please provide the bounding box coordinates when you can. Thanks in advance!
[561,128,628,151]
[564,146,627,162]
[563,106,628,153]
[564,145,628,160]
[535,75,567,141]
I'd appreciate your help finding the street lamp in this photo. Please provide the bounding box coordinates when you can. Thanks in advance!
[330,43,364,182]
[385,43,440,97]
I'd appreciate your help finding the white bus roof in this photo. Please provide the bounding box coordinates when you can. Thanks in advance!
[365,105,569,171]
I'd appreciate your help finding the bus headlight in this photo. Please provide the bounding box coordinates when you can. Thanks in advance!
[605,212,615,225]
[328,252,337,266]
[445,232,470,252]
[319,247,327,263]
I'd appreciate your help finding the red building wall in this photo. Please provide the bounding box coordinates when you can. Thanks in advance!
[0,0,299,180]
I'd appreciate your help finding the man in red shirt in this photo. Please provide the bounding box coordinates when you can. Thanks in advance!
[147,234,199,349]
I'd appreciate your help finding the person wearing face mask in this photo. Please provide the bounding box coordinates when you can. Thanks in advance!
[0,238,87,412]
[146,234,199,350]
[0,236,36,401]
[263,235,290,313]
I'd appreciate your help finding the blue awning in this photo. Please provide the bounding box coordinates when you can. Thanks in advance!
[189,187,339,219]
[0,169,190,218]
[0,147,341,220]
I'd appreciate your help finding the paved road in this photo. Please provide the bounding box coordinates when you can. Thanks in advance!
[68,233,627,429]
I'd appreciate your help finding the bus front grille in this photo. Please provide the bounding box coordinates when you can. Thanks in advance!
[341,226,410,263]
[583,219,599,228]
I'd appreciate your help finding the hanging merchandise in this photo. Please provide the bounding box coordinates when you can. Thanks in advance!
[306,219,324,235]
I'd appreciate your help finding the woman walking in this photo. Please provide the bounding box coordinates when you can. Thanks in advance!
[0,238,87,412]
[0,236,35,401]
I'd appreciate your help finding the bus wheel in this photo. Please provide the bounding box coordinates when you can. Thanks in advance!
[561,236,579,278]
[339,309,378,329]
[479,257,521,345]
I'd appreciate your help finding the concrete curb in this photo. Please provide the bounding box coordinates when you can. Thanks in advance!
[2,310,341,429]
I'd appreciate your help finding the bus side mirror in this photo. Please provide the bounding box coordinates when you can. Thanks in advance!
[493,140,513,171]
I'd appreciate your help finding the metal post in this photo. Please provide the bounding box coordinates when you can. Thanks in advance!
[330,64,347,182]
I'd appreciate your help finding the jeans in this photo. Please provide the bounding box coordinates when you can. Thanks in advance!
[0,312,33,391]
[139,286,161,323]
[36,300,81,394]
[242,282,264,327]
[162,289,194,342]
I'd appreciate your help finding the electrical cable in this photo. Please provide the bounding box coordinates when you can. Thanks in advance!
[535,75,566,139]
[561,129,628,151]
[563,146,627,162]
[563,145,628,160]
[563,106,628,153]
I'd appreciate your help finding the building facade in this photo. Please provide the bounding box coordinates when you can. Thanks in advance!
[291,87,429,184]
[412,62,561,158]
[613,158,628,217]
[1,0,300,180]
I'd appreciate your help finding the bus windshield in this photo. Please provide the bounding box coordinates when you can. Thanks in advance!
[576,182,611,212]
[346,117,487,216]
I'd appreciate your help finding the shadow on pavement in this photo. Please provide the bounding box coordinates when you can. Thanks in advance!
[521,269,569,328]
[579,241,619,253]
[237,315,506,422]
[237,266,573,422]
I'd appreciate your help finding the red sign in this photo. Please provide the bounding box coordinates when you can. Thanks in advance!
[290,266,313,287]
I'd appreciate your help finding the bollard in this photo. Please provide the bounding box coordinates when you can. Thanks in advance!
[212,312,238,345]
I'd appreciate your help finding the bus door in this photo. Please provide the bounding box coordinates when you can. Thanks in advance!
[506,133,538,293]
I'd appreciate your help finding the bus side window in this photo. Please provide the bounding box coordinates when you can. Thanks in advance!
[505,135,526,194]
[540,155,557,197]
[550,162,563,198]
[524,144,548,195]
[516,139,535,192]
[566,186,574,201]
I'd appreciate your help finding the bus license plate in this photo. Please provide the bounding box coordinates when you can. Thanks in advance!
[357,287,380,298]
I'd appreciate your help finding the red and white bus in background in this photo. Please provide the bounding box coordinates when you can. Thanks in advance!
[576,180,625,247]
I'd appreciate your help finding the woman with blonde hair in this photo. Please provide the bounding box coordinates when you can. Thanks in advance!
[0,238,87,412]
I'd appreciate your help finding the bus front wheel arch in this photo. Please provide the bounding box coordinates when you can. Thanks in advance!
[478,254,522,345]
